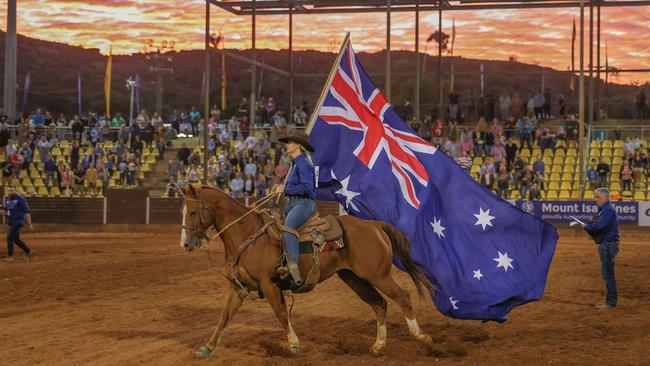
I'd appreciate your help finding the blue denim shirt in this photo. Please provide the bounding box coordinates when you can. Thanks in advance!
[4,194,30,225]
[284,154,316,199]
[585,202,620,242]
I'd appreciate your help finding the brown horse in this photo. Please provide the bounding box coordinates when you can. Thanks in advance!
[180,184,434,358]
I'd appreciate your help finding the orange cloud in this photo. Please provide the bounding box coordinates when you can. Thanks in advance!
[1,1,649,84]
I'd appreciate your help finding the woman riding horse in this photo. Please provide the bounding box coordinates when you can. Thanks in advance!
[273,131,317,286]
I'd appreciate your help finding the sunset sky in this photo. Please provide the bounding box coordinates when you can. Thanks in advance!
[2,0,649,84]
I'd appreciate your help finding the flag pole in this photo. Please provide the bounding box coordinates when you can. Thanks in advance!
[305,32,350,135]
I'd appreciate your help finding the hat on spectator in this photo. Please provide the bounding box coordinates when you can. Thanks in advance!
[278,130,314,152]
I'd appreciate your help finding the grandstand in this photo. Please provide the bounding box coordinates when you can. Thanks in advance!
[469,137,649,201]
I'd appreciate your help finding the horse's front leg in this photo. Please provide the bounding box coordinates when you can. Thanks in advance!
[260,279,300,355]
[195,285,244,358]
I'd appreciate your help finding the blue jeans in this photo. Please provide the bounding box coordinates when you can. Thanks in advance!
[598,240,619,306]
[7,223,31,257]
[283,199,316,264]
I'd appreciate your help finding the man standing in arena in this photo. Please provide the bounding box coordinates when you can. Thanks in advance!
[1,185,36,261]
[584,187,619,309]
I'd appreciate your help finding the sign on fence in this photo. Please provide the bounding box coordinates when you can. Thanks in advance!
[515,200,639,224]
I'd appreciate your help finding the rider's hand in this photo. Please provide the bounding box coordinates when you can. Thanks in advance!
[274,184,284,194]
[27,223,34,232]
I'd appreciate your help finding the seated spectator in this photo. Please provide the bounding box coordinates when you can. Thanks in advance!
[479,158,495,190]
[496,165,512,199]
[256,173,268,199]
[620,160,633,192]
[243,173,255,197]
[490,140,506,172]
[166,177,179,197]
[43,154,57,188]
[455,150,472,172]
[186,164,200,184]
[177,171,188,188]
[168,155,181,181]
[230,172,244,197]
[528,182,542,200]
[244,157,257,177]
[520,164,534,199]
[596,158,610,188]
[60,166,73,196]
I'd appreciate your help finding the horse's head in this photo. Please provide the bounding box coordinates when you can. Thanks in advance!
[180,184,215,252]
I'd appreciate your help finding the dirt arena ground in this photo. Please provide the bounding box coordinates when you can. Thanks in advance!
[1,228,649,366]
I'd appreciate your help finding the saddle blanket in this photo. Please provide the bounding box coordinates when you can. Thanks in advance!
[273,239,345,254]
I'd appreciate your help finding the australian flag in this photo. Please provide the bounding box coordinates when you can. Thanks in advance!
[308,37,558,321]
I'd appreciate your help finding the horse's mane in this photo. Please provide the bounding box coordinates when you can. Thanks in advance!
[192,184,249,211]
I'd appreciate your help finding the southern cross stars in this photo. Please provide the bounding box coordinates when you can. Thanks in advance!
[474,207,495,230]
[493,251,515,272]
[473,269,483,280]
[332,172,361,212]
[430,217,446,239]
[449,296,459,310]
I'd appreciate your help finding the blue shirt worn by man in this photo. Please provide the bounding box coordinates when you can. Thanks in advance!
[4,194,30,225]
[585,203,619,243]
[285,154,316,199]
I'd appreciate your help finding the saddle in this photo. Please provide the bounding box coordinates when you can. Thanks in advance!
[259,209,345,293]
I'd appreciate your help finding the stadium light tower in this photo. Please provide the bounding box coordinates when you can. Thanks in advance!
[144,39,175,115]
[3,0,17,120]
[126,77,136,124]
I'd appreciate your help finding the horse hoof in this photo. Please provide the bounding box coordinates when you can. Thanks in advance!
[289,346,300,356]
[370,344,385,356]
[195,346,213,358]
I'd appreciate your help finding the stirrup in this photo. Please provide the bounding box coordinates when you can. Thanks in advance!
[287,262,302,286]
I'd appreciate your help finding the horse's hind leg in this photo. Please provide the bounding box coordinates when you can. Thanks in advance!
[369,275,434,347]
[338,269,388,355]
[260,279,300,354]
[195,285,244,358]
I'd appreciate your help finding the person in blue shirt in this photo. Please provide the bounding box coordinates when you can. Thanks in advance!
[2,185,36,261]
[584,187,620,309]
[274,131,316,286]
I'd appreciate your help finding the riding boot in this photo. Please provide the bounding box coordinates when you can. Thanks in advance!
[287,261,302,286]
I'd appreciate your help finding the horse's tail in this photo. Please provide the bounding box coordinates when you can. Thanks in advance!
[381,224,433,297]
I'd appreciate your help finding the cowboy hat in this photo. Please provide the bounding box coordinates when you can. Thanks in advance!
[278,130,314,152]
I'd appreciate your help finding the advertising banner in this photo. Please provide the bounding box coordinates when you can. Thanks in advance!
[515,200,639,224]
[639,202,650,227]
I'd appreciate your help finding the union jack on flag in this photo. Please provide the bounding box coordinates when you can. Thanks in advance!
[316,42,435,208]
[309,36,558,322]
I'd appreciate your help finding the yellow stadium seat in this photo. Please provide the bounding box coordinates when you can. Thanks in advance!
[560,182,572,190]
[610,182,621,191]
[613,140,623,148]
[19,170,28,178]
[509,191,520,200]
[21,177,32,187]
[555,149,566,157]
[550,173,561,182]
[472,157,483,165]
[559,190,571,200]
[590,140,600,148]
[470,166,480,175]
[548,182,560,191]
[634,191,646,200]
[567,149,577,157]
[543,157,552,166]
[600,157,611,165]
[50,187,61,196]
[602,140,612,148]
[543,149,554,157]
[546,190,558,199]
[571,191,580,199]
[552,157,564,166]
[613,149,623,157]
[521,149,531,158]
[601,148,612,157]
[612,157,622,165]
[563,165,575,174]
[565,156,576,165]
[59,140,69,149]
[584,191,595,199]
[146,155,156,164]
[37,186,48,196]
[561,173,574,182]
[33,178,45,187]
[573,182,581,191]
[589,148,600,157]
[551,165,563,174]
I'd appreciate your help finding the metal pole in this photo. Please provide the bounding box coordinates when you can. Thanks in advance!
[289,5,294,124]
[3,0,17,120]
[588,0,594,125]
[203,0,210,184]
[578,0,586,199]
[129,84,134,124]
[438,0,443,117]
[386,0,392,100]
[596,2,601,120]
[250,0,257,128]
[415,0,420,121]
